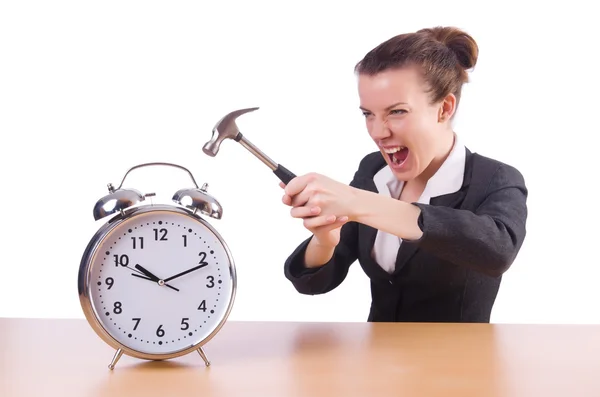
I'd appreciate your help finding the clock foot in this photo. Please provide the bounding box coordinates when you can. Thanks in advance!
[197,347,210,367]
[108,348,123,370]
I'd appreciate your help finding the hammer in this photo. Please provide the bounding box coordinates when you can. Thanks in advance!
[202,107,297,184]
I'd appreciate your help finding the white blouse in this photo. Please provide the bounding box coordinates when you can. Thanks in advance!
[371,135,467,273]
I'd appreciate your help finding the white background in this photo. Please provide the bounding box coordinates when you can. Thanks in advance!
[1,1,598,324]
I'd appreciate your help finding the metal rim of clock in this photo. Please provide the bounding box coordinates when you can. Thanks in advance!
[78,204,237,363]
[92,162,223,222]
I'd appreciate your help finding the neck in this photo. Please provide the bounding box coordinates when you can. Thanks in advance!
[416,130,456,185]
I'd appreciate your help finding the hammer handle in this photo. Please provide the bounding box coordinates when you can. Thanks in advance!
[273,164,296,185]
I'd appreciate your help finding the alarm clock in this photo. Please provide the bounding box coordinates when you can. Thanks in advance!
[78,162,236,370]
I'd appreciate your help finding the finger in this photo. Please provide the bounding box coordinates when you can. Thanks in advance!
[282,194,293,206]
[312,216,349,233]
[290,190,311,208]
[290,206,321,218]
[302,215,336,229]
[279,182,285,189]
[284,174,309,197]
[303,214,348,230]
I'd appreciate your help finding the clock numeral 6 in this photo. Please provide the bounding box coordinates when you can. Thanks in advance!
[156,324,165,337]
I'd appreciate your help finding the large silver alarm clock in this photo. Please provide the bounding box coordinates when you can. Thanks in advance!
[78,162,236,370]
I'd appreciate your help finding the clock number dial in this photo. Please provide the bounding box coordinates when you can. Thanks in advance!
[132,318,141,330]
[131,236,144,249]
[153,228,168,241]
[114,254,129,267]
[181,318,190,330]
[198,251,208,264]
[89,211,233,355]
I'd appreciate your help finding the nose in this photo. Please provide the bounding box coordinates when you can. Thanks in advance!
[369,117,391,140]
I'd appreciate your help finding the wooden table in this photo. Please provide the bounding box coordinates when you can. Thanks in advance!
[1,318,599,396]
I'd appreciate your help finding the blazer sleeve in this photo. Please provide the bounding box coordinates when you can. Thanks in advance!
[282,162,371,294]
[283,220,359,295]
[406,162,528,278]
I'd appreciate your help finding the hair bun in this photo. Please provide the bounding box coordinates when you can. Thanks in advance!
[418,26,479,70]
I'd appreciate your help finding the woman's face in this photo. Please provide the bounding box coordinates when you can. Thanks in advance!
[357,66,455,181]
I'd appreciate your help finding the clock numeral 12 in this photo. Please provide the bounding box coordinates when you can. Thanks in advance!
[153,228,168,241]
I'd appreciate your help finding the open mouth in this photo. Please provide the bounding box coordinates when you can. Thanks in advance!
[383,146,409,167]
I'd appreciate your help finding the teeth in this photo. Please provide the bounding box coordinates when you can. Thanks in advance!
[383,146,405,154]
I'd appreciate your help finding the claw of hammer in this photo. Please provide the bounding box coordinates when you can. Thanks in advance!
[203,107,259,157]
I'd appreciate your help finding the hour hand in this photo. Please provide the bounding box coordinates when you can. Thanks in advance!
[132,264,179,292]
[135,264,160,281]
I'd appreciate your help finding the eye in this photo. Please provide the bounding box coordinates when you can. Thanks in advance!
[361,111,372,118]
[389,109,407,115]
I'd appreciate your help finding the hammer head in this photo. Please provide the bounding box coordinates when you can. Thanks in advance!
[202,107,259,157]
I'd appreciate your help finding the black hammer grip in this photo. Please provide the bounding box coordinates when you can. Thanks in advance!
[273,164,296,185]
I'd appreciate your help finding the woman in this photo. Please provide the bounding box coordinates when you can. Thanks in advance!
[280,26,528,323]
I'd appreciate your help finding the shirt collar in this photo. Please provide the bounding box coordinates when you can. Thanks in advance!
[373,134,466,202]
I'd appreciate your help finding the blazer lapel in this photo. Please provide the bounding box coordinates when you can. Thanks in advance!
[390,188,468,275]
[353,149,475,277]
[429,188,468,209]
[392,238,420,276]
[391,150,474,274]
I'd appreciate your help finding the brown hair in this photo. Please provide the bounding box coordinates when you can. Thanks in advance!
[354,26,479,106]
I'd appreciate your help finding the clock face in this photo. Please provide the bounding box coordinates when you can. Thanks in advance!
[84,207,235,356]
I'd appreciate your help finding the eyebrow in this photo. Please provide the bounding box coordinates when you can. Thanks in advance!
[359,101,409,112]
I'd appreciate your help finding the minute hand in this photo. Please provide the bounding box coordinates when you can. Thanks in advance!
[164,263,209,282]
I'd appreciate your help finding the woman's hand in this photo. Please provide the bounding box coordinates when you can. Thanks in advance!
[280,173,357,248]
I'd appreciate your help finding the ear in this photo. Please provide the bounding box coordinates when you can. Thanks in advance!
[438,93,457,122]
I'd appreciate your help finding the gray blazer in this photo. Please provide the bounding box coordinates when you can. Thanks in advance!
[283,148,528,323]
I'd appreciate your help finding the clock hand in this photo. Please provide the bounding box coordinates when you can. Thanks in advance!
[133,264,180,292]
[131,273,180,292]
[132,273,153,281]
[134,264,161,281]
[164,263,209,282]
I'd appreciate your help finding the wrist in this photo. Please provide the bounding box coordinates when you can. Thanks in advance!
[311,234,336,249]
[305,236,336,268]
[350,189,424,240]
[349,188,371,223]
